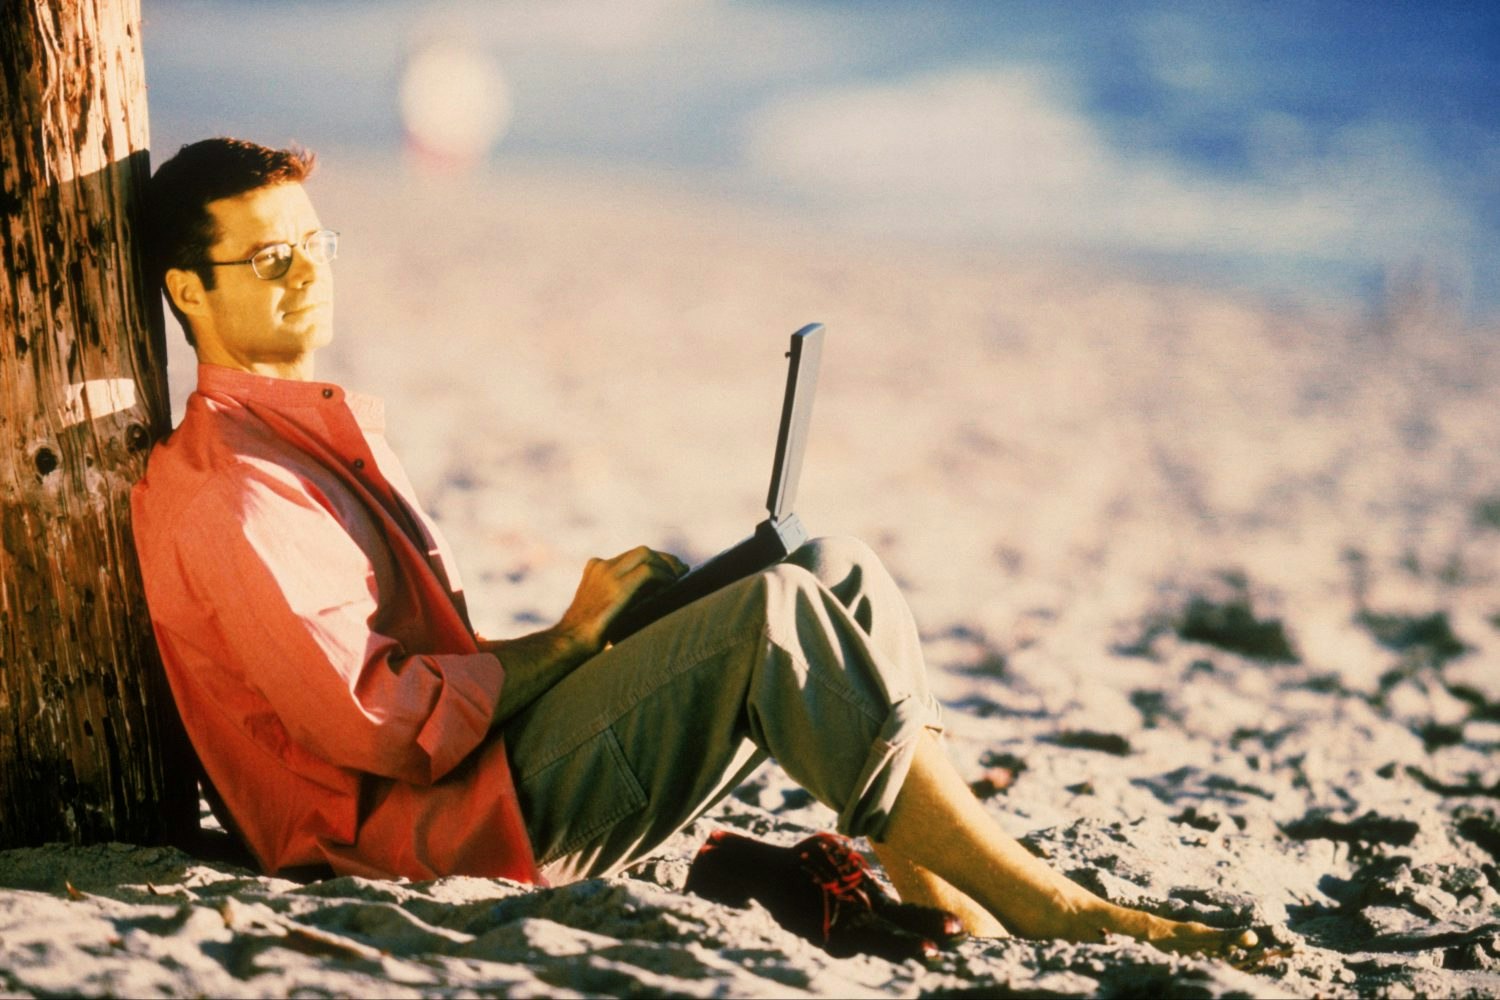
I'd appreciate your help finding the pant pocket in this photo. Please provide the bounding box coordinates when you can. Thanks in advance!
[515,725,648,868]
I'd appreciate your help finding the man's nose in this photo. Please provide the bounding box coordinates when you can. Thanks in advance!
[284,245,321,285]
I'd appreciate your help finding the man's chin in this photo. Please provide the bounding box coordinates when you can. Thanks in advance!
[283,316,333,349]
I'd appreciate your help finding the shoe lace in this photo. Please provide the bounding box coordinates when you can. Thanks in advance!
[796,834,874,942]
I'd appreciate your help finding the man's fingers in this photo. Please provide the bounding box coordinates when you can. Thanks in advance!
[604,546,687,580]
[609,562,676,615]
[661,551,689,577]
[641,548,686,579]
[618,561,660,592]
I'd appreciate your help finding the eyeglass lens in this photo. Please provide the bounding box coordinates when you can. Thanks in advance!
[251,230,339,279]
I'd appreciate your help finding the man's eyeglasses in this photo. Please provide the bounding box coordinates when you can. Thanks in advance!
[207,230,339,280]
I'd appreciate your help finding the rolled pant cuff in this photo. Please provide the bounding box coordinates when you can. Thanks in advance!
[835,691,944,841]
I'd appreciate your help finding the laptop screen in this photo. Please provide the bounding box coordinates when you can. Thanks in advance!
[766,323,824,521]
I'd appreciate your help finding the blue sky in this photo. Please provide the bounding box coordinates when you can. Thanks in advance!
[142,1,1500,320]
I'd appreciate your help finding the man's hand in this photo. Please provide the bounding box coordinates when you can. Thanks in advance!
[480,545,688,727]
[557,546,689,656]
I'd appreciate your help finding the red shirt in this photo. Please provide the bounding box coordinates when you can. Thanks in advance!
[131,365,539,883]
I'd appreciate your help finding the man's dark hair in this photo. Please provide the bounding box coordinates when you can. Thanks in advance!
[146,138,316,345]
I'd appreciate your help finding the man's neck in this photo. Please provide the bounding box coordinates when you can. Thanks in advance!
[196,346,315,382]
[244,358,316,381]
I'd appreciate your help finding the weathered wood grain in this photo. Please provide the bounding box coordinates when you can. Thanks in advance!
[1,0,189,847]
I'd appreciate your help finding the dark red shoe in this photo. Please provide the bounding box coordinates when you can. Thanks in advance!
[685,829,967,963]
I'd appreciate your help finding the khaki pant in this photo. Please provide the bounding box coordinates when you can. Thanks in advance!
[502,536,943,884]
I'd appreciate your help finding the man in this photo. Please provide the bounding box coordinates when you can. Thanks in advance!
[132,137,1255,954]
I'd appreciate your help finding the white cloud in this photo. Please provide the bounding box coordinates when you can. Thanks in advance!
[744,66,1475,268]
[750,69,1104,198]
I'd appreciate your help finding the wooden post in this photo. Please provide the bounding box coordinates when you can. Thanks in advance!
[0,0,191,846]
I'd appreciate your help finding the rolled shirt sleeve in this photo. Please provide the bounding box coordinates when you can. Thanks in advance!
[176,465,502,786]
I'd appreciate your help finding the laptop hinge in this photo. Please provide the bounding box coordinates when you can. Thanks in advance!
[757,512,807,556]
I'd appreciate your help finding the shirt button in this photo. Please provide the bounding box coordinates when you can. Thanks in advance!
[353,458,365,471]
[321,388,333,399]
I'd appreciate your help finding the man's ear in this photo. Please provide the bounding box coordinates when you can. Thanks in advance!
[164,267,210,318]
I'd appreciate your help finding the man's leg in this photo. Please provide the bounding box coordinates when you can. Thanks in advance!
[872,732,1257,951]
[782,538,1007,937]
[503,535,941,883]
[869,842,1010,938]
[507,536,1253,951]
[791,539,1253,949]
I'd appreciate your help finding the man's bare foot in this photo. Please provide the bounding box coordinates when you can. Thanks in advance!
[931,890,1011,939]
[1067,899,1258,955]
[869,841,1011,938]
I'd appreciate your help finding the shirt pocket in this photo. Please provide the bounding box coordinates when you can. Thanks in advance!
[513,725,647,868]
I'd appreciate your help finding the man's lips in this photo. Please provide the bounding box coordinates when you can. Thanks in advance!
[282,301,329,317]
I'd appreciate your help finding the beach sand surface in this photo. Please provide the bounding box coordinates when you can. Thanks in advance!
[4,162,1500,997]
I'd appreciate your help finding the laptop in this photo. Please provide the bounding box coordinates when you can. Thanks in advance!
[602,322,825,644]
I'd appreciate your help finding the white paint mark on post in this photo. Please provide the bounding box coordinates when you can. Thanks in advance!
[61,379,138,428]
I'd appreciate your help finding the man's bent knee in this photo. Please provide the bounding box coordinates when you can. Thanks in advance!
[789,535,882,587]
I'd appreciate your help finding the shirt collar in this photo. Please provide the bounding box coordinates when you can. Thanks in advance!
[195,363,385,431]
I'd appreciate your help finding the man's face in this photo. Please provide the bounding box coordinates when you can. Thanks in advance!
[191,182,334,373]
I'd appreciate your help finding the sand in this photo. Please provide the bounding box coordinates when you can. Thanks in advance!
[3,159,1499,997]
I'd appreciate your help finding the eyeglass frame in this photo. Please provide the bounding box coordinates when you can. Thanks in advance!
[205,229,340,280]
